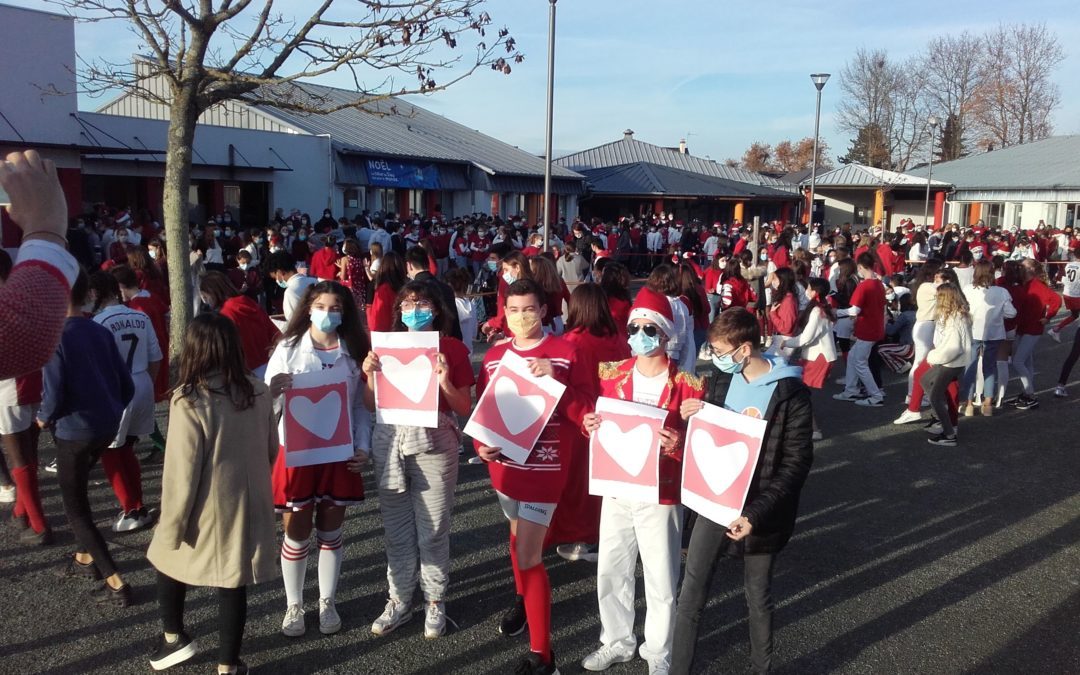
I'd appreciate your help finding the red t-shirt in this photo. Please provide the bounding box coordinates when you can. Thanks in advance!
[127,292,170,401]
[220,295,281,371]
[309,246,340,281]
[436,335,475,414]
[367,282,398,333]
[850,278,886,341]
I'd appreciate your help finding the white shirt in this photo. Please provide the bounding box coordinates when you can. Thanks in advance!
[963,285,1017,341]
[632,365,667,407]
[954,266,975,289]
[93,304,162,374]
[1063,261,1080,298]
[455,296,477,355]
[283,273,317,322]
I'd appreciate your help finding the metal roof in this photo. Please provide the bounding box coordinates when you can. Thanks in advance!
[249,82,583,181]
[582,162,798,199]
[905,135,1080,190]
[805,164,950,188]
[555,133,798,192]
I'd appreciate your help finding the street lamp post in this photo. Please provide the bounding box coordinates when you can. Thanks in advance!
[808,73,830,230]
[923,115,940,229]
[541,0,557,252]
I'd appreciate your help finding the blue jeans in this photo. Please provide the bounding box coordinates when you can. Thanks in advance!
[960,339,1000,401]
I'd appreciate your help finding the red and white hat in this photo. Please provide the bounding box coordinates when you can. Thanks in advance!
[115,210,131,225]
[628,287,675,338]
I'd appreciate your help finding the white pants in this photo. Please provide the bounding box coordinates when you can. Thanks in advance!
[843,338,882,399]
[908,320,935,397]
[596,498,682,670]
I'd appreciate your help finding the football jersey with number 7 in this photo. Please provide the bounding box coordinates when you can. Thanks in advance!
[93,304,163,375]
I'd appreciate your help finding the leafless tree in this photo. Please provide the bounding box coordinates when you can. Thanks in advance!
[836,48,902,169]
[888,58,934,171]
[46,0,520,358]
[919,32,985,160]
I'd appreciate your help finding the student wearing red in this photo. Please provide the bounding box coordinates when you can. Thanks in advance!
[309,235,341,281]
[199,272,281,378]
[475,279,592,675]
[833,253,887,406]
[1010,259,1062,410]
[579,287,704,674]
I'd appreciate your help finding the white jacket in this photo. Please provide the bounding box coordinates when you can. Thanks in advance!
[963,285,1017,341]
[782,307,837,363]
[264,331,372,451]
[926,315,973,368]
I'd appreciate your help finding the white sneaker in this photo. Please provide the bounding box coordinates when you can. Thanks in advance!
[0,484,14,504]
[1054,385,1068,398]
[811,430,823,441]
[467,456,484,465]
[424,601,446,639]
[44,458,58,474]
[582,644,635,671]
[112,507,157,533]
[371,599,411,636]
[282,604,306,637]
[893,409,923,425]
[319,598,341,635]
[1049,329,1061,343]
[832,391,862,402]
[556,542,598,563]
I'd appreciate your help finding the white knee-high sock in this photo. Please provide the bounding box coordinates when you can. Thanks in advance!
[317,527,343,601]
[281,534,310,607]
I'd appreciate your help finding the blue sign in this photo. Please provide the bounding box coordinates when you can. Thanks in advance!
[366,159,440,189]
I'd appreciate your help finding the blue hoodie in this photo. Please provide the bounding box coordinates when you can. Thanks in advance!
[723,353,803,419]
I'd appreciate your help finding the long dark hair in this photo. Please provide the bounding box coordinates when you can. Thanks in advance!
[771,267,798,309]
[88,270,121,311]
[600,262,631,302]
[391,281,456,337]
[199,271,240,309]
[278,281,370,363]
[173,313,257,411]
[373,251,407,291]
[796,277,836,332]
[678,264,706,317]
[646,263,680,296]
[565,283,619,338]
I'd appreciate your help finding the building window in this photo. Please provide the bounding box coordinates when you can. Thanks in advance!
[1066,204,1080,230]
[224,185,241,215]
[344,188,360,209]
[853,205,873,226]
[1012,203,1022,230]
[188,184,200,208]
[1045,203,1057,227]
[986,203,1003,228]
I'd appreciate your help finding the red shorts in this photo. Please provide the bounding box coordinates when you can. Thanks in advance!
[271,447,365,512]
[1064,296,1080,312]
[800,355,833,390]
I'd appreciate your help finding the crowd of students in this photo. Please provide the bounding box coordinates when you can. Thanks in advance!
[2,148,1078,674]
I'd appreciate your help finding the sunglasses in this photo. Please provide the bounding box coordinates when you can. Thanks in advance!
[627,324,660,338]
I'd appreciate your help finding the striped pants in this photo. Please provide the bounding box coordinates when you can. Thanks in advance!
[372,426,459,604]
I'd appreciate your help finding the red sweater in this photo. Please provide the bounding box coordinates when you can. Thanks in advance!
[128,293,171,400]
[768,294,799,337]
[607,295,632,338]
[597,358,704,504]
[1015,278,1062,336]
[219,295,281,370]
[476,336,593,502]
[367,282,398,333]
[309,246,340,281]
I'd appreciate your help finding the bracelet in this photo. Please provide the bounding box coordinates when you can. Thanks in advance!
[24,231,68,249]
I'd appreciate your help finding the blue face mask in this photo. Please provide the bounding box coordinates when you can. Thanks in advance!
[310,309,342,333]
[401,308,435,331]
[299,233,308,241]
[712,350,746,374]
[485,261,499,272]
[502,272,518,285]
[276,279,289,289]
[628,331,662,357]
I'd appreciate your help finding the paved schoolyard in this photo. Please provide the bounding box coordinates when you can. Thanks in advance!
[2,336,1079,674]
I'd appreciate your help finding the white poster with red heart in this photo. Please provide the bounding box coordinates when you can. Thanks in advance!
[371,331,440,428]
[588,396,669,503]
[681,401,767,527]
[464,350,566,464]
[283,368,354,468]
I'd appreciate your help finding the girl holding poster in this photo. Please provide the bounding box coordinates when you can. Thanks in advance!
[360,282,474,639]
[265,281,372,639]
[672,308,813,675]
[579,287,704,675]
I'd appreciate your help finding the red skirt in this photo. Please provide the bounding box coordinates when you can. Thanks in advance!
[800,355,832,390]
[271,447,365,512]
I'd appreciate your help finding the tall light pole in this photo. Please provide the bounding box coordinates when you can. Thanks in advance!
[808,73,830,229]
[923,115,940,229]
[541,0,557,252]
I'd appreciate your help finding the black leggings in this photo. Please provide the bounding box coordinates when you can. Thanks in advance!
[1059,327,1080,385]
[55,435,120,578]
[157,572,247,666]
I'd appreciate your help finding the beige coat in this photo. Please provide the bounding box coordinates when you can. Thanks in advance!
[148,376,279,588]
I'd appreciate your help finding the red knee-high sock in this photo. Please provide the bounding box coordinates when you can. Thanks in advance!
[101,443,142,512]
[520,562,552,663]
[11,466,46,533]
[509,533,524,595]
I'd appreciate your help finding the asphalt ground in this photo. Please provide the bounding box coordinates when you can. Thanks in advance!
[1,332,1079,675]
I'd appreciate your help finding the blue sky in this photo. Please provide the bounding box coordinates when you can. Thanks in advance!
[11,0,1080,162]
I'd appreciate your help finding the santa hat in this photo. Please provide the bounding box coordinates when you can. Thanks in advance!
[628,287,675,338]
[115,210,131,226]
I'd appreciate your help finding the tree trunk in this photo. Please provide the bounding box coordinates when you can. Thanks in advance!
[163,82,201,362]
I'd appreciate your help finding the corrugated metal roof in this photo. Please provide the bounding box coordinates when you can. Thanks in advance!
[806,164,949,188]
[582,162,797,199]
[249,82,583,181]
[905,135,1080,190]
[554,134,798,191]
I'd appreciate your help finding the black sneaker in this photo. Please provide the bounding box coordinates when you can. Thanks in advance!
[19,526,53,546]
[923,418,943,434]
[93,581,132,608]
[498,594,527,636]
[1015,395,1040,410]
[58,555,101,581]
[149,631,196,671]
[927,433,958,447]
[513,650,560,675]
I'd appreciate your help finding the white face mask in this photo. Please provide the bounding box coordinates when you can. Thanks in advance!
[148,249,158,260]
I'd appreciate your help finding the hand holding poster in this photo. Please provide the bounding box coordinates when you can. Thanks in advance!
[371,331,440,428]
[464,351,566,464]
[588,396,669,503]
[283,368,355,468]
[681,401,768,527]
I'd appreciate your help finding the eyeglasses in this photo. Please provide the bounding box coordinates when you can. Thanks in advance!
[706,343,743,359]
[400,300,433,311]
[627,324,660,338]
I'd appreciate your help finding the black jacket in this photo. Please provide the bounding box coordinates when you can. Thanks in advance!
[413,271,463,341]
[703,372,814,556]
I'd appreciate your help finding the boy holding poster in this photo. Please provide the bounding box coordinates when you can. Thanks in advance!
[474,279,592,675]
[671,307,813,675]
[580,286,703,675]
